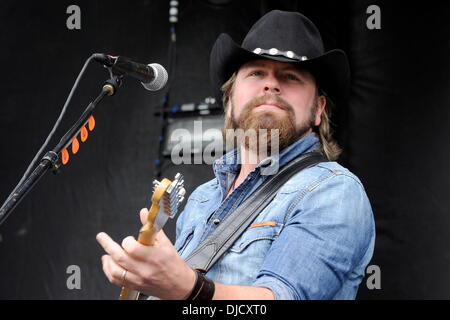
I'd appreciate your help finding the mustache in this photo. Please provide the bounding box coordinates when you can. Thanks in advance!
[244,94,294,113]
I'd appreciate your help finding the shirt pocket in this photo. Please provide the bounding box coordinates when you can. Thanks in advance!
[229,223,282,254]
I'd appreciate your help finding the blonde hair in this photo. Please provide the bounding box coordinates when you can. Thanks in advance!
[313,89,342,161]
[221,71,342,161]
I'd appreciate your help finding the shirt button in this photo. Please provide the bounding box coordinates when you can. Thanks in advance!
[213,219,221,226]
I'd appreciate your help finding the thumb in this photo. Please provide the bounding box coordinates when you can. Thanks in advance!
[155,229,172,246]
[139,207,149,225]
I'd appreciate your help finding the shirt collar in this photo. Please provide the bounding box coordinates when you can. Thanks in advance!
[213,132,321,179]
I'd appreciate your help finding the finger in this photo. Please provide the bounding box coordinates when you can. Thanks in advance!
[96,232,130,269]
[100,254,116,284]
[120,269,146,291]
[121,235,153,261]
[102,254,143,288]
[140,208,149,225]
[154,229,172,246]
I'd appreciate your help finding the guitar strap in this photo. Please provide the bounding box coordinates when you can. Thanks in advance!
[185,151,327,272]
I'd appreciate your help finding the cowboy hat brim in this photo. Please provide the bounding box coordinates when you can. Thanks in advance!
[210,33,350,107]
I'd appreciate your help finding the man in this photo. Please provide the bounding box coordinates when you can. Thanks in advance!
[97,10,375,300]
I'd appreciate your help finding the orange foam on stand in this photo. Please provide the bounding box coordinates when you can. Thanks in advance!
[72,137,80,154]
[81,126,88,142]
[88,115,96,131]
[62,148,69,165]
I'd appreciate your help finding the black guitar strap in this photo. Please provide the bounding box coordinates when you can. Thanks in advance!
[185,151,327,272]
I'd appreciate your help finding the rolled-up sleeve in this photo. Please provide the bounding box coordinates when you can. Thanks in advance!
[253,173,375,300]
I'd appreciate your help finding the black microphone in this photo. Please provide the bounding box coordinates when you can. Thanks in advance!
[93,53,168,91]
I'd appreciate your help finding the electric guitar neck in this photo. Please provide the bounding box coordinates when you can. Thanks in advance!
[118,173,185,300]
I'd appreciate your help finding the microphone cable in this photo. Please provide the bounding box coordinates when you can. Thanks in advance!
[1,54,95,207]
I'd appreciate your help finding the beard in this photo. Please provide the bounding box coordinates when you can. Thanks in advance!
[224,94,317,156]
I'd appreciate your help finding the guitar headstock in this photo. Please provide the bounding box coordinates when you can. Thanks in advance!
[149,173,186,229]
[153,173,185,217]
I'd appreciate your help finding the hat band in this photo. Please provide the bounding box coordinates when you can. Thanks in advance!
[252,47,308,61]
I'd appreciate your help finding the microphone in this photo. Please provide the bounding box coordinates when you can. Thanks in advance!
[93,53,168,91]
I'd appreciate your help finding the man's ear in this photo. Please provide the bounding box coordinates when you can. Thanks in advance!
[314,95,327,127]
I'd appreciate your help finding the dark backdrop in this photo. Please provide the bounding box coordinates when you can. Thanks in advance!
[0,0,449,299]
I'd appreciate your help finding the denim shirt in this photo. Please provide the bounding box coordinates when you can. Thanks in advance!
[174,133,375,300]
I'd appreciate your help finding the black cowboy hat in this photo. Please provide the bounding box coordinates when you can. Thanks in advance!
[210,10,350,107]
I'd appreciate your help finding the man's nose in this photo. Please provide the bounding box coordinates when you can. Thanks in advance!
[263,74,281,94]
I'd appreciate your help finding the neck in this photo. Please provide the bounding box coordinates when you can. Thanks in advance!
[230,145,267,192]
[233,128,314,187]
[239,145,262,178]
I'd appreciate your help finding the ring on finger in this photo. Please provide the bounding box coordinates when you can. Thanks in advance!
[121,269,128,284]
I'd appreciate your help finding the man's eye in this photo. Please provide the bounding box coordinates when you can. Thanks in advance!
[286,73,300,81]
[250,71,263,76]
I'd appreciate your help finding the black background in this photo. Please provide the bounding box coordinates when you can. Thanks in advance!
[0,0,449,299]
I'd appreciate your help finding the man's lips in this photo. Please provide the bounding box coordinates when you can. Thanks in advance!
[255,102,285,111]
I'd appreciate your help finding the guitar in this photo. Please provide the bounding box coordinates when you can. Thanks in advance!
[118,173,186,300]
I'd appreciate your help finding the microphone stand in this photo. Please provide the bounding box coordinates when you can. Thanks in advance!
[0,71,123,227]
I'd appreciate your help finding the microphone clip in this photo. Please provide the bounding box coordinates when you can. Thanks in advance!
[103,69,123,96]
